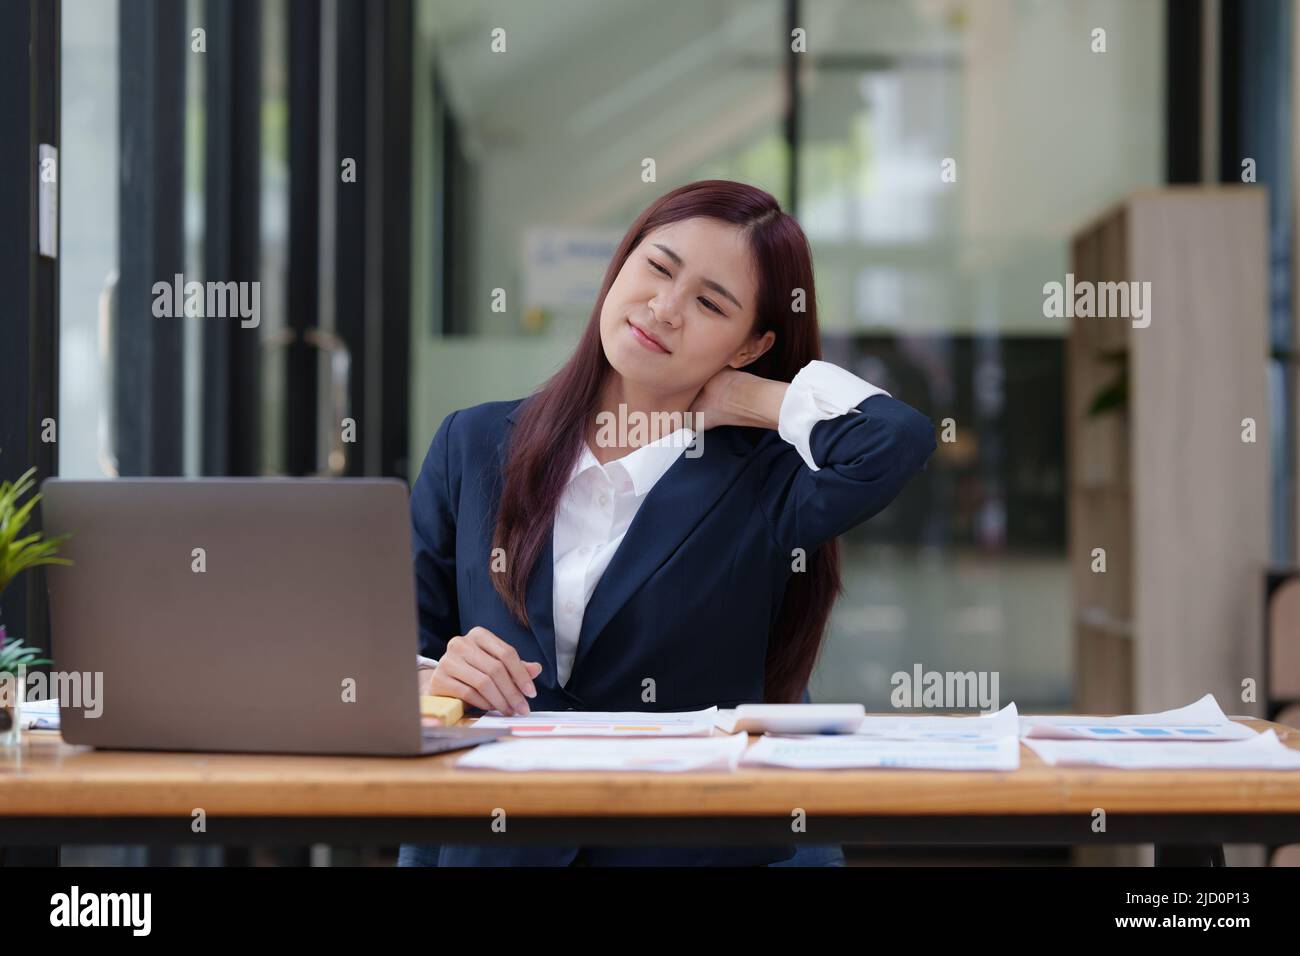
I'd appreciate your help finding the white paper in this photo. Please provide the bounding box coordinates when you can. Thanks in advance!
[18,696,60,731]
[1019,694,1255,741]
[741,734,1021,771]
[456,732,748,772]
[718,703,866,735]
[851,703,1020,741]
[472,707,719,737]
[1025,729,1300,769]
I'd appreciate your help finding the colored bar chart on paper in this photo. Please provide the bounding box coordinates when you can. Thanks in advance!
[1018,694,1256,741]
[472,708,719,737]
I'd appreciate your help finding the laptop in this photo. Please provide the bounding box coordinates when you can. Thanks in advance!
[39,478,506,757]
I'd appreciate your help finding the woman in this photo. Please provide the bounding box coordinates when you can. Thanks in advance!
[400,180,935,867]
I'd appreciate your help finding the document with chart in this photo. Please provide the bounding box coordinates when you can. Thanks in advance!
[850,703,1019,741]
[1024,729,1300,769]
[1018,694,1256,741]
[456,732,748,772]
[741,734,1021,771]
[472,707,719,737]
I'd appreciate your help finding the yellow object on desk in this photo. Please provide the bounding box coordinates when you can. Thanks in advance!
[419,695,464,726]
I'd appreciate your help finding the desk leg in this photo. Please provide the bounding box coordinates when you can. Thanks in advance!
[1154,844,1226,866]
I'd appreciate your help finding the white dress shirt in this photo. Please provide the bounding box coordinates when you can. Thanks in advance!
[417,360,890,686]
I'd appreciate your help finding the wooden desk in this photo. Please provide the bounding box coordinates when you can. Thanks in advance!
[3,717,1299,864]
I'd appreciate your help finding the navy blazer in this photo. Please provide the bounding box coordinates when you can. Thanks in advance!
[408,390,936,866]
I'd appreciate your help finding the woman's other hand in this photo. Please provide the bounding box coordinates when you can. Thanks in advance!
[427,626,542,716]
[690,367,787,431]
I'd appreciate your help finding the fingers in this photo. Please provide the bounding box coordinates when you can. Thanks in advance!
[445,628,540,715]
[461,642,530,715]
[427,667,493,712]
[437,628,544,716]
[438,653,515,715]
[472,628,539,701]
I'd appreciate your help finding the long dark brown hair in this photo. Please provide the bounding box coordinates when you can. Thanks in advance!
[490,179,841,703]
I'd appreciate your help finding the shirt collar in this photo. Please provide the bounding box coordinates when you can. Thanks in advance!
[568,427,696,497]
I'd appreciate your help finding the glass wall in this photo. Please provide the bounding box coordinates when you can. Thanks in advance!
[58,0,119,480]
[60,0,297,481]
[259,0,291,476]
[409,0,1166,710]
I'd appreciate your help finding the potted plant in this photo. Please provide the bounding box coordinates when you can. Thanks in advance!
[0,468,69,746]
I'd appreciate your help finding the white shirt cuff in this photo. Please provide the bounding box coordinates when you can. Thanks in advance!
[777,360,890,472]
[416,654,440,670]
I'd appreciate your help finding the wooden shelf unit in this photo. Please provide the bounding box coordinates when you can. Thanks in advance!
[1067,188,1271,717]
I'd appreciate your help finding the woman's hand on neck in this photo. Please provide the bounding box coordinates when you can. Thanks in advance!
[688,367,787,431]
[587,368,789,465]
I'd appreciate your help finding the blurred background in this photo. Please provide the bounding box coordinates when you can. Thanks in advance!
[3,0,1298,865]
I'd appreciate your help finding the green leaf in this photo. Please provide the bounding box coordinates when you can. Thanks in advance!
[0,467,70,599]
[0,638,53,674]
[1086,371,1129,418]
